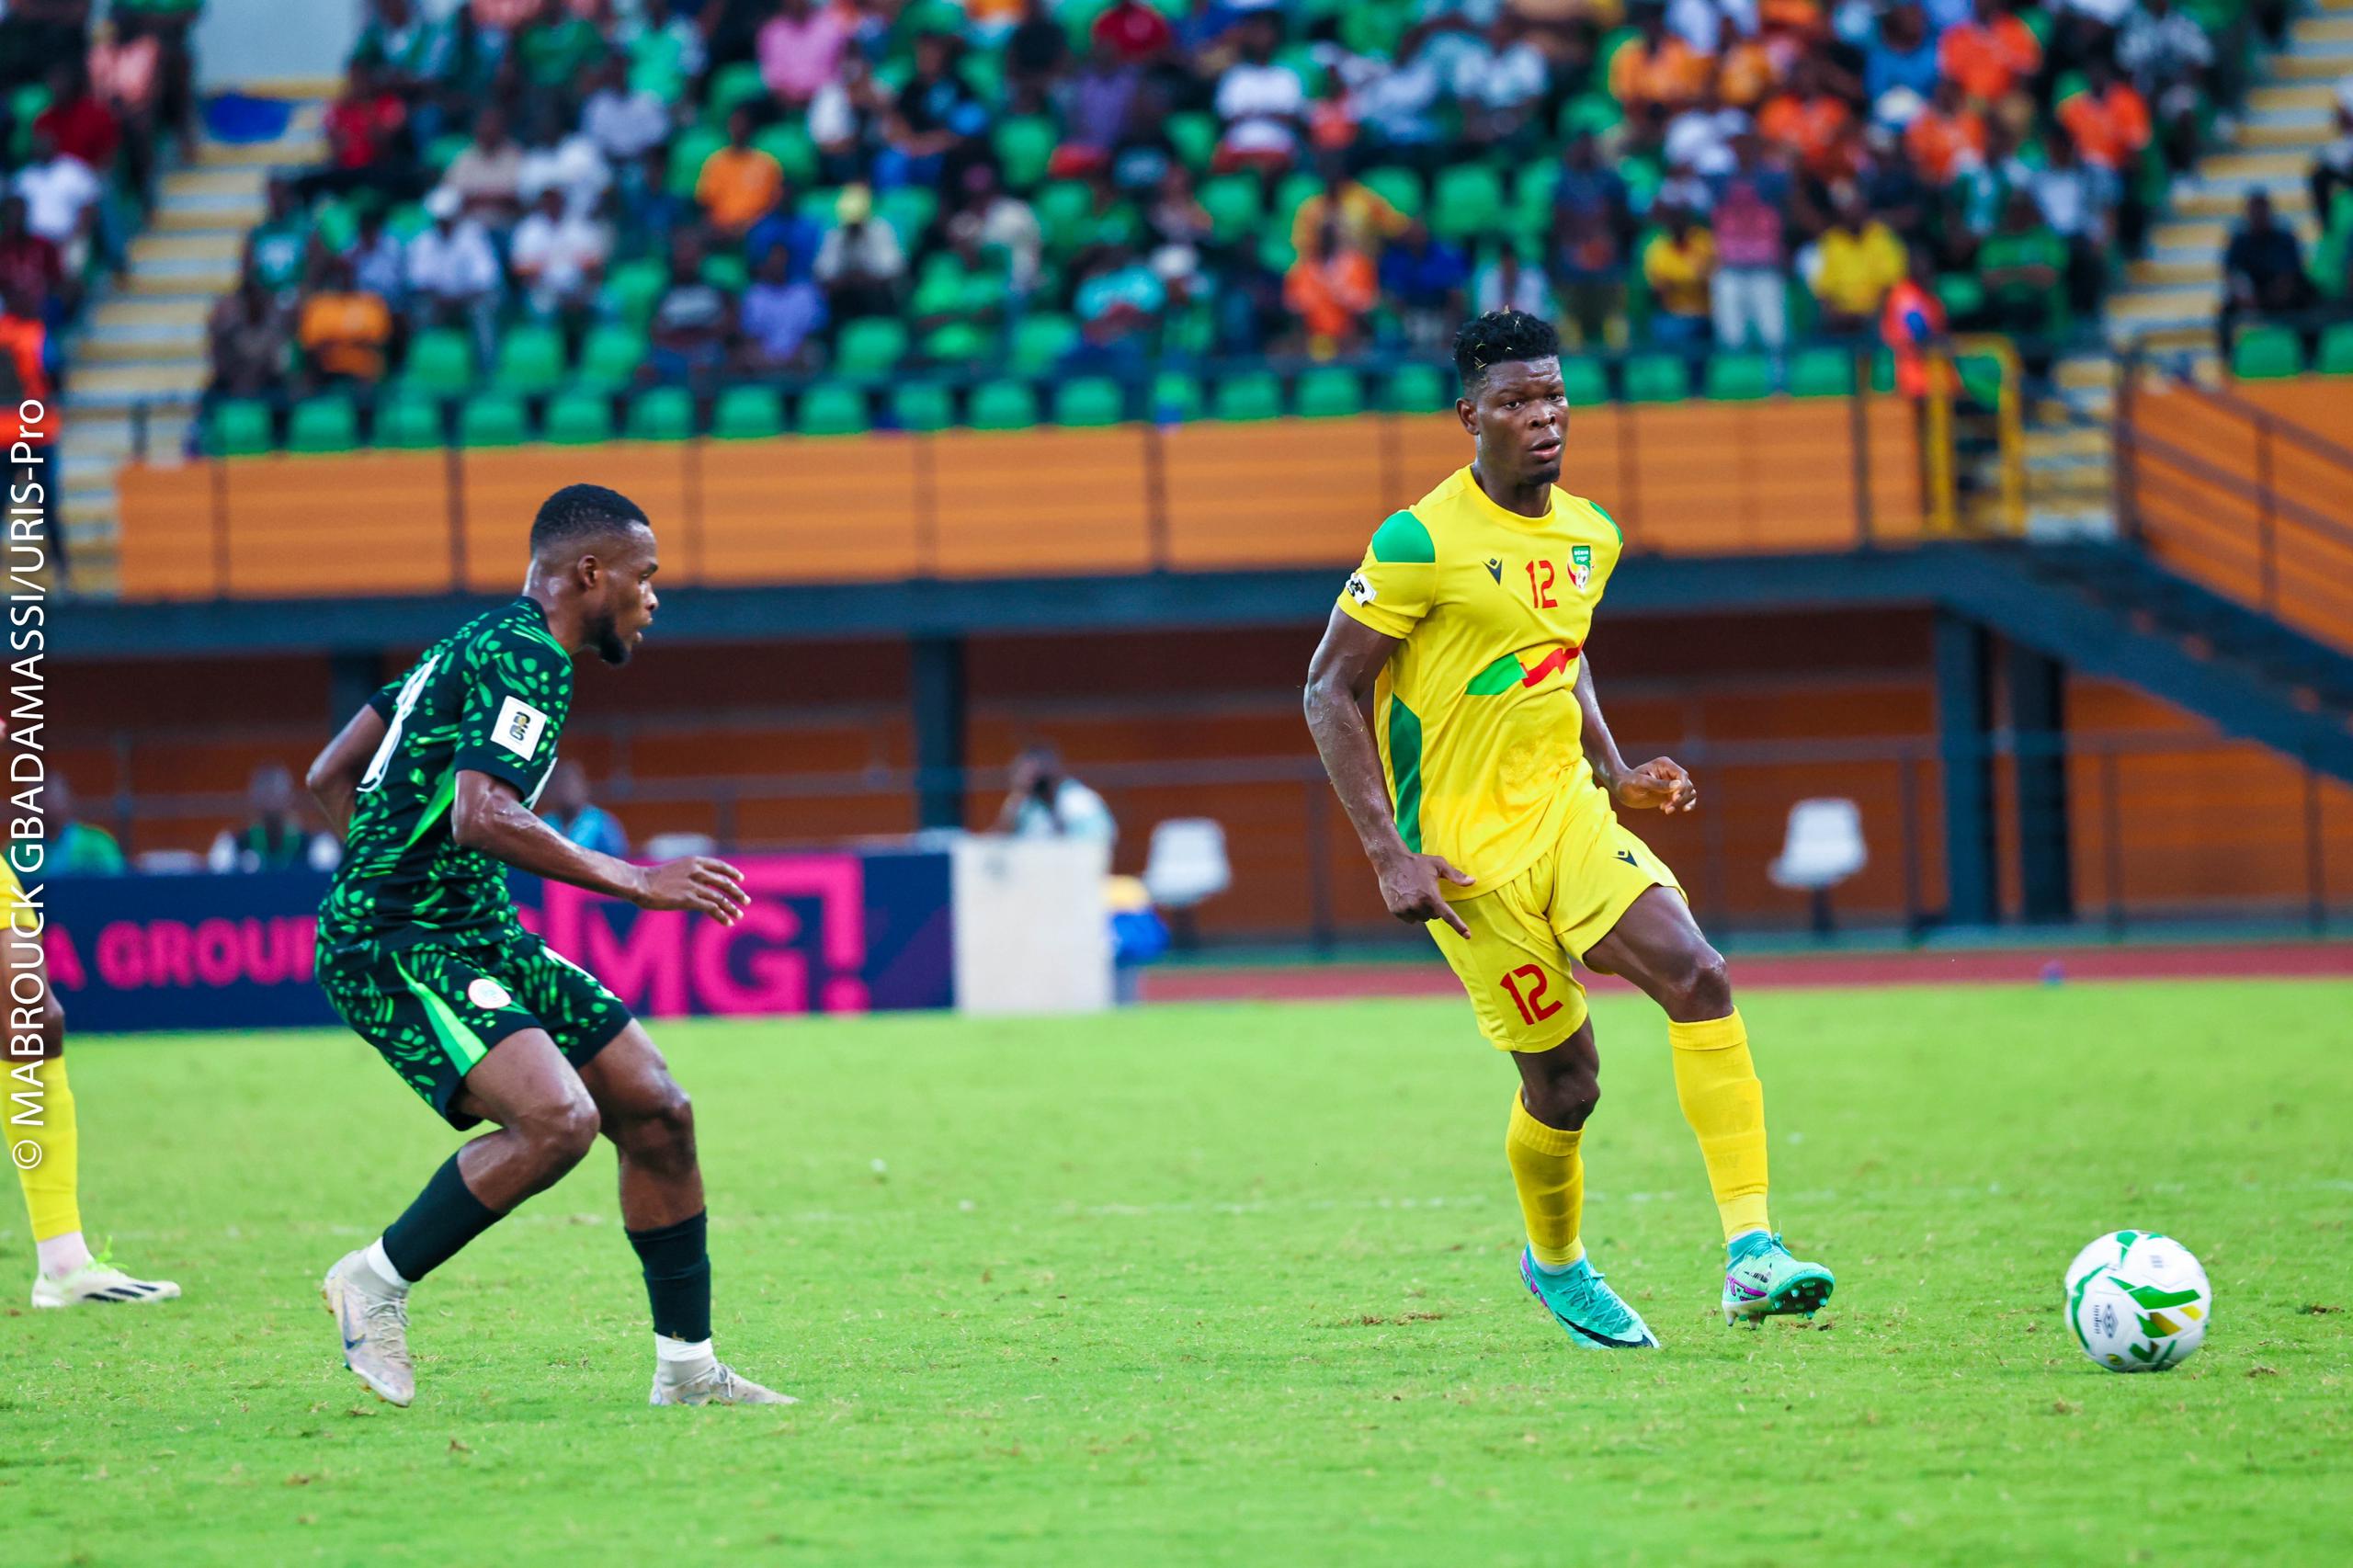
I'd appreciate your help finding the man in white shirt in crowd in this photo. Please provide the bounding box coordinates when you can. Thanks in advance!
[404,183,502,362]
[13,130,102,274]
[509,185,609,327]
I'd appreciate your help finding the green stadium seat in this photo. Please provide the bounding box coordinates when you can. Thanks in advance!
[375,392,446,449]
[494,324,568,395]
[666,125,725,197]
[797,186,843,225]
[835,317,910,376]
[1054,376,1126,426]
[994,115,1058,190]
[1270,171,1323,230]
[1150,369,1203,423]
[921,322,991,363]
[752,122,818,186]
[206,399,273,457]
[604,258,667,329]
[1869,348,1896,394]
[890,382,955,432]
[1165,111,1219,172]
[705,61,767,119]
[712,384,786,438]
[544,391,614,446]
[1010,312,1080,373]
[797,381,869,436]
[1431,165,1506,242]
[701,252,750,295]
[1623,354,1690,403]
[1382,363,1450,413]
[1032,180,1095,249]
[1359,166,1425,221]
[1704,352,1773,402]
[878,187,938,248]
[626,385,695,441]
[459,392,529,448]
[1294,366,1363,418]
[400,329,473,398]
[969,379,1041,430]
[2231,326,2302,381]
[1561,357,1609,407]
[1211,370,1283,422]
[285,397,357,454]
[2318,324,2353,377]
[1957,352,2006,405]
[1199,174,1263,243]
[576,324,647,392]
[1787,346,1857,398]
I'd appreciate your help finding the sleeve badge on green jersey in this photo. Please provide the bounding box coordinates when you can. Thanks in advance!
[493,696,550,759]
[1346,571,1377,605]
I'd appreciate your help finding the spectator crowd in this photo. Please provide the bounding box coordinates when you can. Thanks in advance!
[0,0,197,403]
[205,0,2280,432]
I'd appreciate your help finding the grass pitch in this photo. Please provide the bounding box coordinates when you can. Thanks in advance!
[5,979,2349,1566]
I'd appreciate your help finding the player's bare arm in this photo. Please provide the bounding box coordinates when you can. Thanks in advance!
[449,769,749,925]
[1572,652,1696,815]
[305,705,389,837]
[1304,604,1474,938]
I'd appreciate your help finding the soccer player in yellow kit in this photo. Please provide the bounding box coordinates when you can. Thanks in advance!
[1304,312,1833,1346]
[6,858,180,1307]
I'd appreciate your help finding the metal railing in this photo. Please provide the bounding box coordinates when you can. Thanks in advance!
[76,729,2348,946]
[2112,349,2353,646]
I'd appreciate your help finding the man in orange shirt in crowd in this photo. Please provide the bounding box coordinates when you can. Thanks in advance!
[695,107,786,240]
[1938,0,2042,105]
[1757,58,1858,182]
[2057,59,2152,174]
[1608,4,1711,116]
[1904,78,1988,187]
[298,253,394,390]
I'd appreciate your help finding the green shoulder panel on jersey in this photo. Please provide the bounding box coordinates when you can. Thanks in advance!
[1587,500,1622,545]
[1370,509,1435,564]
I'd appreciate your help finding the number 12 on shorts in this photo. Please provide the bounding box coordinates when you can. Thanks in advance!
[1500,963,1562,1026]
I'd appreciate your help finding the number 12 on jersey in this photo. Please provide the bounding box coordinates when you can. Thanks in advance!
[1500,963,1563,1025]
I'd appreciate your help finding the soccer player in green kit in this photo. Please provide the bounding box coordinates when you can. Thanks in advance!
[304,484,789,1408]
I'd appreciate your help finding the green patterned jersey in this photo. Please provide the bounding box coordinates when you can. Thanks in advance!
[321,597,574,949]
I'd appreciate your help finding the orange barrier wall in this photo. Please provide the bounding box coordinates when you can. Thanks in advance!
[63,614,2343,936]
[116,400,1926,600]
[2123,379,2353,655]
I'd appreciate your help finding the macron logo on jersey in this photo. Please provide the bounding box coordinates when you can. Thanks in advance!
[1346,571,1377,606]
[492,696,549,761]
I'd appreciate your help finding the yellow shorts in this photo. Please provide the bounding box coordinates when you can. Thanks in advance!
[1429,814,1683,1053]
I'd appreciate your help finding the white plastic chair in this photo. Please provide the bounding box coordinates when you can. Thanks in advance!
[1768,798,1867,935]
[1142,818,1232,911]
[642,832,719,859]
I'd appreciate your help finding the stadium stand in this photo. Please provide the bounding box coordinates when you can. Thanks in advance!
[162,0,2275,462]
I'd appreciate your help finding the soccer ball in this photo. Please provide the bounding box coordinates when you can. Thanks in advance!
[2063,1231,2211,1373]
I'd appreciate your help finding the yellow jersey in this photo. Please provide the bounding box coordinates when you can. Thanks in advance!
[1336,466,1623,901]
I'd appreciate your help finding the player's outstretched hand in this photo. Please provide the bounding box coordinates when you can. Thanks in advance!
[1375,848,1475,938]
[634,857,751,925]
[1615,757,1698,814]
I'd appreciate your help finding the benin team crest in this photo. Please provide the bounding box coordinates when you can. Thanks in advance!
[1565,545,1593,591]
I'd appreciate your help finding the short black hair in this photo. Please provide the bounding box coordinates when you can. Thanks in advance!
[1452,310,1561,395]
[530,483,650,553]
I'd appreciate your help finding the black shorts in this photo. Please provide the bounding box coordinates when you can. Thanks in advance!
[318,928,634,1131]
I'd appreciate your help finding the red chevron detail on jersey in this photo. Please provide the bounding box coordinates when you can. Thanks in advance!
[1520,643,1583,687]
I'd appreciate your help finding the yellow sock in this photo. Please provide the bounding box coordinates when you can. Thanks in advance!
[12,1056,81,1243]
[1506,1091,1586,1269]
[1668,1010,1770,1242]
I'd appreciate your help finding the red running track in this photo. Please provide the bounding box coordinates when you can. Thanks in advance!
[1140,942,2353,1004]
